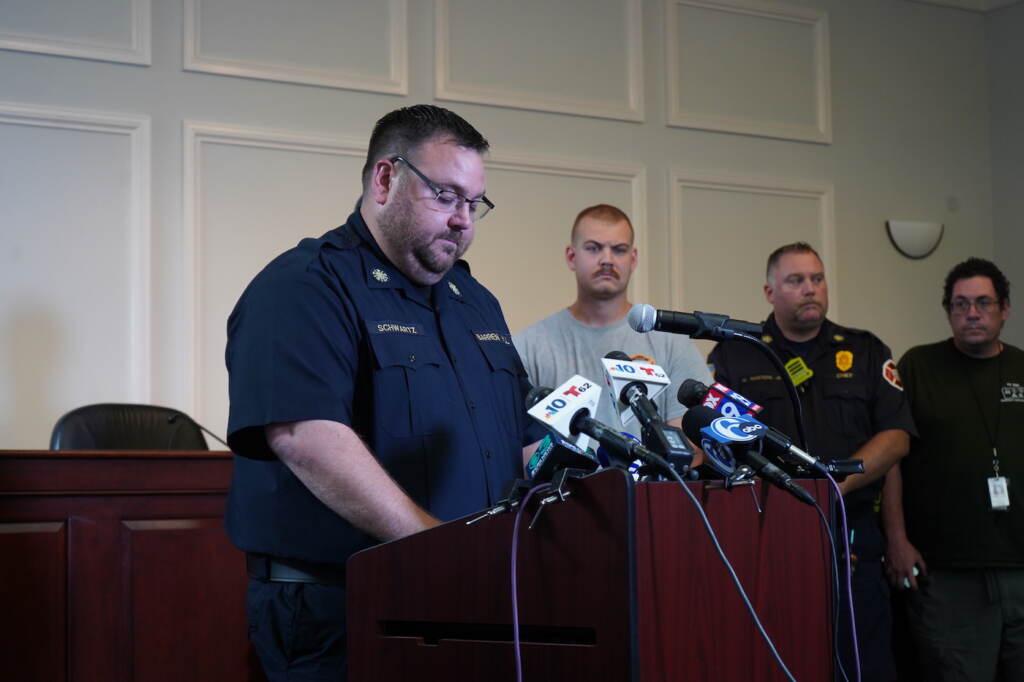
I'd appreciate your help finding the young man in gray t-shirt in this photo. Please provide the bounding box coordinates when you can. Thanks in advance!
[513,204,710,430]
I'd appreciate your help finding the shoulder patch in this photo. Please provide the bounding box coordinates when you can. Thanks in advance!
[329,225,361,249]
[882,359,903,390]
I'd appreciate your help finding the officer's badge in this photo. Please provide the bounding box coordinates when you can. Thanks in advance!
[882,359,903,391]
[835,350,853,372]
[371,268,389,283]
[448,281,461,296]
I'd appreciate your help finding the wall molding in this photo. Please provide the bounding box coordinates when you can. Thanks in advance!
[182,121,369,416]
[183,0,408,94]
[435,0,644,121]
[907,0,1021,12]
[665,0,832,143]
[0,0,151,65]
[668,169,837,315]
[0,101,152,400]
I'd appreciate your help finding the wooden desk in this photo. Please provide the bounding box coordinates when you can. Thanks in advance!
[0,450,264,682]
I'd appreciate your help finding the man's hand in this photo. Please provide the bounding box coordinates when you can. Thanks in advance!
[885,535,927,590]
[880,463,926,589]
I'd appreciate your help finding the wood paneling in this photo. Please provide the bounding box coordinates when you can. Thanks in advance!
[0,450,264,682]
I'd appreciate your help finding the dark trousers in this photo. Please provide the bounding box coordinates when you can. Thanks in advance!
[247,579,348,682]
[836,559,897,682]
[905,568,1024,682]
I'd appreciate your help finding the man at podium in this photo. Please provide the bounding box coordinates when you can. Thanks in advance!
[222,105,545,682]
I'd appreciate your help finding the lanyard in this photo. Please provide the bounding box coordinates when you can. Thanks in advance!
[964,349,1003,476]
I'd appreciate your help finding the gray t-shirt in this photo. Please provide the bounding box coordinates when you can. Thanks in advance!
[514,308,712,429]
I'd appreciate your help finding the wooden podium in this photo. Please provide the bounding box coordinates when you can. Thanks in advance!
[0,450,264,682]
[348,469,833,681]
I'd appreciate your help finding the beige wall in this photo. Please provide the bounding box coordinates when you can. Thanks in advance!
[0,0,1014,447]
[989,2,1024,346]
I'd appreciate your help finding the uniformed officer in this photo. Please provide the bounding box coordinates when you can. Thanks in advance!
[707,242,915,682]
[224,105,545,682]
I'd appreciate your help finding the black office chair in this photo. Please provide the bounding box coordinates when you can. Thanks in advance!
[49,403,210,450]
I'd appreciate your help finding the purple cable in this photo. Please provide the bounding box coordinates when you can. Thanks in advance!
[510,483,548,682]
[828,473,862,682]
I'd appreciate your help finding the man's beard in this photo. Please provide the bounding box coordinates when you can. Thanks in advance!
[379,189,469,278]
[789,301,825,331]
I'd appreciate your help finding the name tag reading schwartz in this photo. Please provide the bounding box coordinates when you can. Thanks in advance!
[989,477,1010,510]
[371,321,425,336]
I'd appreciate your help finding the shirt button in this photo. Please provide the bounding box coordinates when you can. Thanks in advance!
[484,450,491,458]
[468,400,476,409]
[408,354,415,363]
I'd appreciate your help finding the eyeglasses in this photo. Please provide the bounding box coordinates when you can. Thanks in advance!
[391,156,493,221]
[948,297,1000,315]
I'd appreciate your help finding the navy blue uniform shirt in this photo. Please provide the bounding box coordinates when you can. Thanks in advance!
[224,209,545,564]
[708,315,916,557]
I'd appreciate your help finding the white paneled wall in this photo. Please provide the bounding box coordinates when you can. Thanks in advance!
[0,0,1012,448]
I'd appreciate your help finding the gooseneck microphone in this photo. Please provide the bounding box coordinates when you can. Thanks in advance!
[628,304,762,340]
[681,406,816,505]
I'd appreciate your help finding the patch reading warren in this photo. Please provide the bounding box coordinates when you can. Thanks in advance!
[371,321,424,336]
[882,359,903,390]
[474,331,511,345]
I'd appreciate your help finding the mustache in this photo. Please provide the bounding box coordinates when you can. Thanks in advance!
[594,267,619,279]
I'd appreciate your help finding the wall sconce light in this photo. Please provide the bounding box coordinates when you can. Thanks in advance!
[886,220,944,259]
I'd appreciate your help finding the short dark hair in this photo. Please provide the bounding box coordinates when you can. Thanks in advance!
[361,105,489,190]
[766,242,821,281]
[942,257,1010,310]
[570,204,634,244]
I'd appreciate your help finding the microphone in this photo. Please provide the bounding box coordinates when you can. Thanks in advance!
[678,378,763,418]
[525,378,600,453]
[167,412,230,449]
[678,380,821,472]
[602,351,693,469]
[628,304,762,341]
[526,377,673,475]
[525,432,601,482]
[681,406,816,505]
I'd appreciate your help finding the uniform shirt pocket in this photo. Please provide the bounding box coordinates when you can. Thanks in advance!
[473,331,521,439]
[367,328,450,438]
[823,382,870,439]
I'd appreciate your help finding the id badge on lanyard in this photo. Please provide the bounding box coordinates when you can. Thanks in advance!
[989,449,1010,510]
